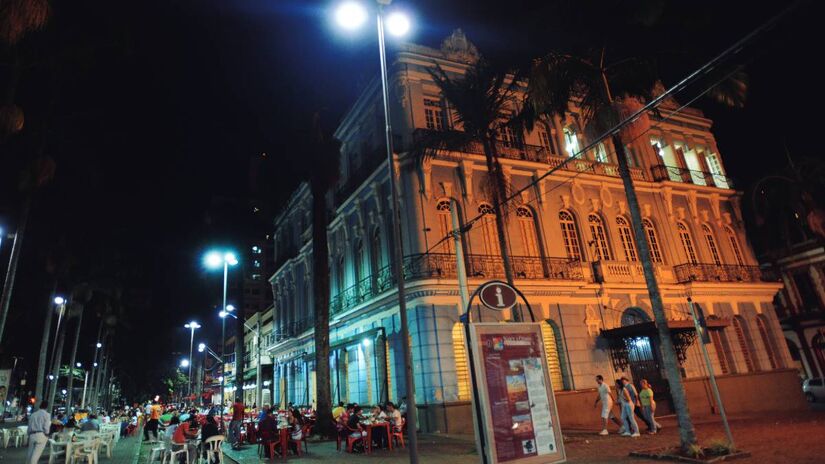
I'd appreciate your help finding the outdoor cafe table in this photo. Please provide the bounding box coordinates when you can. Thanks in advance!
[361,421,392,454]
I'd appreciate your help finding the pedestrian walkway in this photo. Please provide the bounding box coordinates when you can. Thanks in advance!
[0,431,142,463]
[220,434,477,463]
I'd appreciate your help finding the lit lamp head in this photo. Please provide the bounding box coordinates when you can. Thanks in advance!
[385,11,411,36]
[335,1,367,30]
[76,362,82,368]
[54,296,65,305]
[198,343,206,353]
[96,342,102,348]
[180,359,190,368]
[185,321,201,330]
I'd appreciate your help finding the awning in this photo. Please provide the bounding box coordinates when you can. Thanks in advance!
[600,318,730,371]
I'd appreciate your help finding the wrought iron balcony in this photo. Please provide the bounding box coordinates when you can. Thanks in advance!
[650,164,734,189]
[330,252,583,316]
[412,129,647,181]
[592,260,663,284]
[673,263,762,283]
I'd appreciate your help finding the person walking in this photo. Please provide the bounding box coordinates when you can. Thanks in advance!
[639,379,662,434]
[143,400,162,441]
[229,397,244,449]
[617,378,640,437]
[26,401,50,464]
[593,375,623,435]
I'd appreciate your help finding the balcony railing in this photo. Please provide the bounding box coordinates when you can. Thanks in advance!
[413,129,647,181]
[592,260,662,284]
[673,263,762,283]
[651,164,734,189]
[330,253,583,316]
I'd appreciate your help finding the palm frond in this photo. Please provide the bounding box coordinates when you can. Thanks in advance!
[0,0,51,45]
[706,70,748,108]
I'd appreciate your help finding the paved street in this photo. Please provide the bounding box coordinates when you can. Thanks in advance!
[0,431,142,463]
[208,410,825,464]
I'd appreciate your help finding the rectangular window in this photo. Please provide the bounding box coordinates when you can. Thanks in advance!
[538,128,558,155]
[424,98,445,131]
[594,142,609,163]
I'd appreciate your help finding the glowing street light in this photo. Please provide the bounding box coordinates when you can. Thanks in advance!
[335,1,368,30]
[332,2,418,460]
[180,359,190,368]
[198,343,206,352]
[204,249,238,411]
[54,296,65,305]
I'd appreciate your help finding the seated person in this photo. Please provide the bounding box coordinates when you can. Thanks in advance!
[386,402,403,431]
[257,409,277,458]
[165,416,180,442]
[173,416,199,462]
[50,414,65,435]
[273,410,302,456]
[80,414,100,432]
[370,405,388,449]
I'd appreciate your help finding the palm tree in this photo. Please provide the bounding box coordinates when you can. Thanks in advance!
[424,59,524,318]
[526,49,746,451]
[305,112,340,438]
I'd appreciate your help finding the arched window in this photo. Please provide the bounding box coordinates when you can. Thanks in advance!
[559,211,582,261]
[701,224,722,265]
[616,216,637,262]
[710,327,736,375]
[642,219,664,263]
[371,227,384,273]
[588,214,612,261]
[516,206,540,257]
[621,307,650,326]
[540,322,566,391]
[354,240,365,282]
[732,316,760,372]
[478,203,500,256]
[677,222,698,264]
[336,255,346,294]
[436,199,456,254]
[725,226,745,266]
[756,315,781,369]
[451,323,471,401]
[563,126,580,157]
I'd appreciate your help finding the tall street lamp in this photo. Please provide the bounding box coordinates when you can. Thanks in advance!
[184,321,201,401]
[205,250,238,412]
[334,2,419,461]
[221,308,263,409]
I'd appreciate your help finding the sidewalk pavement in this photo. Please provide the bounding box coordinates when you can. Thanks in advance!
[221,434,478,464]
[0,432,142,463]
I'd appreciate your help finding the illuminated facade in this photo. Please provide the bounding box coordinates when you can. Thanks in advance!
[266,31,797,431]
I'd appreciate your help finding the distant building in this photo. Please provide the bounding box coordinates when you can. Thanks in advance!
[266,31,800,432]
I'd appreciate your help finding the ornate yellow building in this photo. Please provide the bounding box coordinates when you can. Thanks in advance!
[266,31,801,432]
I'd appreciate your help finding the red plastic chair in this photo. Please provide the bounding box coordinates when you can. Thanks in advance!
[345,426,363,453]
[245,423,257,444]
[391,418,406,448]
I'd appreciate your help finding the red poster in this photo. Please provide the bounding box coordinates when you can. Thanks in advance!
[470,323,565,464]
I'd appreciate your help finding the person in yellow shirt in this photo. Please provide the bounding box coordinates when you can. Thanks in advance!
[332,401,346,421]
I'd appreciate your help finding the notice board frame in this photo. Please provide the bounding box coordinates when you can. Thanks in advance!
[468,322,567,464]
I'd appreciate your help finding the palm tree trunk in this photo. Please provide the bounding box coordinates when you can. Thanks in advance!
[65,303,84,412]
[47,307,69,411]
[0,194,32,345]
[481,137,520,321]
[235,302,244,405]
[613,133,697,451]
[35,284,57,403]
[310,181,333,438]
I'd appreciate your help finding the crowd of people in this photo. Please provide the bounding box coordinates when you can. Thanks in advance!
[593,374,663,437]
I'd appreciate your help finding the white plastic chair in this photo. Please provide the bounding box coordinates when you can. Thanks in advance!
[201,435,225,464]
[7,429,23,448]
[167,442,189,464]
[71,437,101,464]
[99,431,116,458]
[16,426,29,446]
[47,438,67,464]
[146,440,167,463]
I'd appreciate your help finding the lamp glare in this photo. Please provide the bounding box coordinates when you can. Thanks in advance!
[336,2,367,30]
[386,12,410,37]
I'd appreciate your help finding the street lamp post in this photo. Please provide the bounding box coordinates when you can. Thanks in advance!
[184,321,201,401]
[335,2,419,461]
[206,251,238,413]
[80,368,89,409]
[221,309,263,409]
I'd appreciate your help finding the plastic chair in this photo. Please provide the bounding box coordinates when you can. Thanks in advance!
[202,435,225,464]
[345,426,363,453]
[146,441,166,463]
[99,431,116,458]
[300,424,312,453]
[391,418,406,448]
[8,429,23,448]
[71,437,102,464]
[16,426,29,446]
[47,439,66,464]
[167,442,189,464]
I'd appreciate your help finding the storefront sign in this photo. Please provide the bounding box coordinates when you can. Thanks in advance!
[479,281,518,311]
[469,323,565,464]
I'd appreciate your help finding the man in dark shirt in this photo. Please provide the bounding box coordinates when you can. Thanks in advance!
[229,398,244,448]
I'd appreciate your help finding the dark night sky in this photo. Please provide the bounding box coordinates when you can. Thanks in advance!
[0,0,819,399]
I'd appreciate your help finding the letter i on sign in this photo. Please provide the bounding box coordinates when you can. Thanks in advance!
[495,287,505,307]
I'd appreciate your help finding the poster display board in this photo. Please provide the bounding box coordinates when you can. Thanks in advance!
[469,323,566,464]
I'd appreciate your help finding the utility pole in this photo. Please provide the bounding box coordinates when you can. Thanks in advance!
[35,288,57,403]
[65,303,85,412]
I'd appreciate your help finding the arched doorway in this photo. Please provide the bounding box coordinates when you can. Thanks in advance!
[620,307,673,414]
